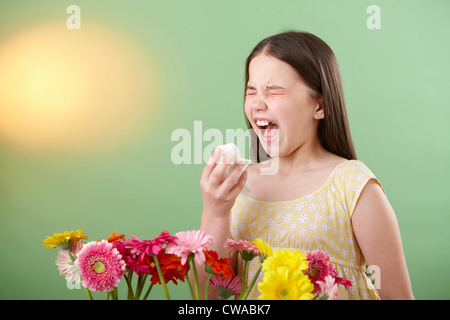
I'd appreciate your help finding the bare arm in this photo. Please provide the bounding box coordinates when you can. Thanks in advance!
[352,179,414,300]
[198,149,247,299]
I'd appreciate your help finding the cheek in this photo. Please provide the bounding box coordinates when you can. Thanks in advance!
[244,100,253,121]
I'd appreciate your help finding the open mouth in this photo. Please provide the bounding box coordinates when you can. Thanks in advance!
[255,119,279,142]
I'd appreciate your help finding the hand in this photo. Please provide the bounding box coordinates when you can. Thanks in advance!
[200,148,248,218]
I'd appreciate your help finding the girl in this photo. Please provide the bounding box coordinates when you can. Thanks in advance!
[199,31,414,300]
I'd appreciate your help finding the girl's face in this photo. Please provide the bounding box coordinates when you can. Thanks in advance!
[244,54,324,158]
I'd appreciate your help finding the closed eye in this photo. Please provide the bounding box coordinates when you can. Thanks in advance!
[266,86,287,96]
[245,87,257,96]
[268,90,285,96]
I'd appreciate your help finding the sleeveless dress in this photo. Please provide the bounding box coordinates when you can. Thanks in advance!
[230,160,382,300]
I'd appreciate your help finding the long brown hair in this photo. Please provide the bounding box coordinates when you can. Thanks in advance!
[244,31,357,162]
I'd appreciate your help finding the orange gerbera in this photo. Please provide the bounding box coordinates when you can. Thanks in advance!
[107,230,126,243]
[148,249,189,285]
[204,249,234,279]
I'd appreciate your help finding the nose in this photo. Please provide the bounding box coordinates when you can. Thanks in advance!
[250,97,268,112]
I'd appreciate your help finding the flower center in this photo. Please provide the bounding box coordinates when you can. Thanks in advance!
[279,288,289,298]
[94,261,105,273]
[310,268,318,277]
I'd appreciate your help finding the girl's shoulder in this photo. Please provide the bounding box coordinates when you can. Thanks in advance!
[331,159,379,180]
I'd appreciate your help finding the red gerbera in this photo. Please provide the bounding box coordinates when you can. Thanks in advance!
[148,249,189,285]
[204,249,234,279]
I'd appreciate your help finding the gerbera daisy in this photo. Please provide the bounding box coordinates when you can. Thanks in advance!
[316,275,339,300]
[148,249,189,285]
[252,238,272,262]
[43,229,87,251]
[55,241,84,284]
[166,230,214,265]
[125,229,177,260]
[257,266,314,300]
[210,274,242,300]
[329,263,353,289]
[112,241,153,276]
[75,240,126,292]
[204,249,234,279]
[305,250,352,293]
[305,249,334,292]
[262,248,308,273]
[224,239,260,261]
[107,230,125,243]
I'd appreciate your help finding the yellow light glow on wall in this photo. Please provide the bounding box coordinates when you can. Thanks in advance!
[0,22,159,154]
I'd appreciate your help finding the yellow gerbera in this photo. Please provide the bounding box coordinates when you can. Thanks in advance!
[261,248,308,272]
[252,238,272,261]
[257,266,314,300]
[43,229,87,251]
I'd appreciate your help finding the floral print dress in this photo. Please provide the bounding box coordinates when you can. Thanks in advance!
[231,160,381,300]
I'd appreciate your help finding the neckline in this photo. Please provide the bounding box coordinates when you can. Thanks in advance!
[240,159,357,204]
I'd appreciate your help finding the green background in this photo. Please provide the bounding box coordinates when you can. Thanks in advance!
[0,0,449,300]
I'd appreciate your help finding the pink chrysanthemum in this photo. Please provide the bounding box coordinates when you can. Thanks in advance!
[224,239,260,261]
[125,229,177,260]
[305,250,333,293]
[329,263,353,289]
[166,230,214,265]
[75,240,126,292]
[210,274,243,300]
[112,241,153,276]
[316,275,340,300]
[305,250,352,293]
[56,241,84,284]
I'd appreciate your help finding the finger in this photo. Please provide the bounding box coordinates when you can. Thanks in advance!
[201,148,221,183]
[219,163,245,193]
[210,159,232,185]
[229,169,248,197]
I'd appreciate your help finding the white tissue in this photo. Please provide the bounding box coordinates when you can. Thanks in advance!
[217,143,251,168]
[216,143,251,179]
[216,143,252,195]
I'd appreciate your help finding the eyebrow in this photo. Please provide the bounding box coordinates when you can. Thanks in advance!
[246,85,287,90]
[266,85,286,90]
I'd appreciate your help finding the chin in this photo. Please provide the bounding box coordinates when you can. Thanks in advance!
[260,143,281,159]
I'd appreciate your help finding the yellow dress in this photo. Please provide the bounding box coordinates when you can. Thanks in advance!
[230,160,382,300]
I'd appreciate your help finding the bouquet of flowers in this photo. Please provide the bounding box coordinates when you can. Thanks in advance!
[43,228,352,300]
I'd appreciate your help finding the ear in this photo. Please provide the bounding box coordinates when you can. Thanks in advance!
[313,97,325,120]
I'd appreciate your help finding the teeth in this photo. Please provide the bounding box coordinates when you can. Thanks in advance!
[256,120,270,127]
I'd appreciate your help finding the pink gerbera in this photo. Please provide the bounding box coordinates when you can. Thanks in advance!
[210,274,243,300]
[166,230,214,265]
[316,275,340,300]
[56,241,84,284]
[75,240,126,292]
[125,229,177,260]
[224,239,260,261]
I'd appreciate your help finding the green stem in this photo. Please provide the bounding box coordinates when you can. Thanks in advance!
[189,258,200,300]
[239,260,248,300]
[152,253,171,300]
[105,291,110,300]
[136,274,148,300]
[85,287,93,300]
[185,272,196,300]
[143,282,154,300]
[109,288,116,300]
[204,273,212,300]
[241,265,262,300]
[124,273,135,300]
